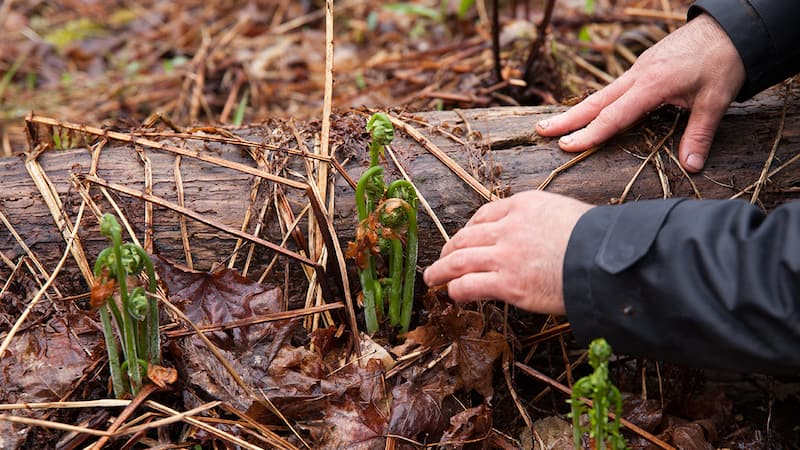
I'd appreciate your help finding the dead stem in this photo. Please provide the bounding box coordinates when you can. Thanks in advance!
[113,401,221,437]
[0,414,110,437]
[78,173,318,267]
[89,384,159,450]
[502,349,534,432]
[751,83,790,205]
[25,151,93,283]
[146,400,269,450]
[164,302,345,339]
[537,147,600,191]
[174,153,194,269]
[388,114,497,202]
[0,201,84,359]
[0,209,62,297]
[616,114,680,204]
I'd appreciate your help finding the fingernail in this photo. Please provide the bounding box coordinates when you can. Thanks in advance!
[537,120,550,131]
[686,153,705,171]
[559,134,574,146]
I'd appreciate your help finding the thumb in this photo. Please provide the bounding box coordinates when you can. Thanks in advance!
[679,100,728,173]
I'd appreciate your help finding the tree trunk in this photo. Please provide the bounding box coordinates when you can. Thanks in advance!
[1,85,798,293]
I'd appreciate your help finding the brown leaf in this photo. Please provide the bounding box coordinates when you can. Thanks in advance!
[393,302,507,400]
[307,398,386,450]
[154,256,286,351]
[671,423,714,450]
[388,381,448,442]
[0,314,102,447]
[147,363,178,389]
[622,395,663,433]
[439,404,492,449]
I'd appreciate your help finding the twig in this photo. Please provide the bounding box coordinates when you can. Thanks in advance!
[146,400,267,450]
[164,302,344,338]
[537,147,600,191]
[305,179,360,356]
[388,114,497,202]
[114,401,221,436]
[616,115,679,204]
[522,0,557,84]
[617,148,657,204]
[258,392,310,449]
[750,83,790,205]
[730,151,800,199]
[0,201,84,360]
[521,322,572,347]
[662,144,701,199]
[25,149,93,283]
[90,384,158,450]
[0,209,62,297]
[502,349,534,433]
[0,399,130,411]
[531,351,589,404]
[76,173,319,268]
[0,414,110,437]
[221,403,300,450]
[26,115,310,189]
[174,154,194,268]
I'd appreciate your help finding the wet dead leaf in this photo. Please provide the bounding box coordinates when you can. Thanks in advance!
[0,313,102,448]
[394,302,507,400]
[671,422,714,450]
[306,398,386,450]
[622,395,663,432]
[388,380,448,443]
[147,363,178,388]
[439,404,492,449]
[520,416,573,450]
[154,256,288,351]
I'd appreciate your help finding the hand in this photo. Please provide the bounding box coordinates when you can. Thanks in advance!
[422,190,592,315]
[536,13,746,173]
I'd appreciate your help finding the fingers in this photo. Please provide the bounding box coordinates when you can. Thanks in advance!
[445,272,508,303]
[465,198,512,227]
[423,246,498,288]
[439,222,499,260]
[557,85,663,152]
[679,96,729,172]
[535,74,634,138]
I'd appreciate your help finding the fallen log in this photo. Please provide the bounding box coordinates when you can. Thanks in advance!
[1,84,798,296]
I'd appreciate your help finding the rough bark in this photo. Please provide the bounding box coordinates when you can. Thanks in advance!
[1,85,798,293]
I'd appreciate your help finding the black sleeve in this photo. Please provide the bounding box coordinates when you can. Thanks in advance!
[689,0,800,101]
[563,199,800,374]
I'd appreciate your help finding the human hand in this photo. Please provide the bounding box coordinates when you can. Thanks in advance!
[536,13,746,173]
[422,190,592,315]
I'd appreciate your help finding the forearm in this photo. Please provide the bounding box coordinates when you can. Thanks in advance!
[690,0,800,100]
[564,199,800,373]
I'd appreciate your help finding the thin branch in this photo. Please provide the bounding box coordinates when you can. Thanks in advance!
[0,201,84,360]
[751,83,790,205]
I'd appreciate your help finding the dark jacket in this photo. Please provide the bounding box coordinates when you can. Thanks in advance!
[565,199,800,373]
[689,0,800,100]
[563,1,800,373]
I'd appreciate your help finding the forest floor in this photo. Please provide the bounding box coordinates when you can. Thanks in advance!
[1,0,798,449]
